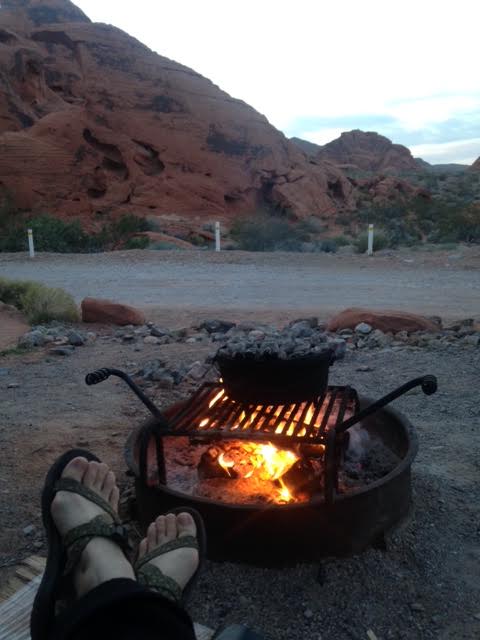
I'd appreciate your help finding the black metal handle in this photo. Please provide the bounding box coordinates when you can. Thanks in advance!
[336,375,438,434]
[85,368,164,420]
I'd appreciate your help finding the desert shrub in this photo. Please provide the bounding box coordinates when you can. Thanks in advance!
[230,216,306,251]
[123,236,149,250]
[331,235,351,247]
[318,239,338,253]
[0,277,79,323]
[354,229,390,253]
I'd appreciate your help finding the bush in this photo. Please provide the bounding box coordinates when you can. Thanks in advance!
[124,236,149,250]
[0,277,79,323]
[0,213,154,253]
[230,215,306,251]
[354,229,390,253]
[318,239,338,253]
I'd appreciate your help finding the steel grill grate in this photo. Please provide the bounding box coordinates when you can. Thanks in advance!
[157,383,359,444]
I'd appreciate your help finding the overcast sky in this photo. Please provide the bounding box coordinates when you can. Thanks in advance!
[73,0,480,165]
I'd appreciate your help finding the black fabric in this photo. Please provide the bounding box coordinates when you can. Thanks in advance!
[50,578,196,640]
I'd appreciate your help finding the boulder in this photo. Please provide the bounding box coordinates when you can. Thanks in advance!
[81,298,145,326]
[327,308,440,334]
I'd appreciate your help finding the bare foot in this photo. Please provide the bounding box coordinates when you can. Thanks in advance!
[137,513,199,592]
[51,457,135,597]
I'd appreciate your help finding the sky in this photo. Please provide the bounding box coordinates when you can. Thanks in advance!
[72,0,480,165]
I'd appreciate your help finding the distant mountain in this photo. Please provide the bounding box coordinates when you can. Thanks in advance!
[415,158,468,174]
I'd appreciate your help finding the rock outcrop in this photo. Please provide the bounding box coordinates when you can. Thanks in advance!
[327,308,440,334]
[0,0,356,229]
[293,130,419,174]
[470,157,480,172]
[81,297,145,325]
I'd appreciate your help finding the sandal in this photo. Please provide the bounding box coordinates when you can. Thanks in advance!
[134,507,206,604]
[30,449,131,640]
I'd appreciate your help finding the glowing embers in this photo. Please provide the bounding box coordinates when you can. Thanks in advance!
[198,440,324,504]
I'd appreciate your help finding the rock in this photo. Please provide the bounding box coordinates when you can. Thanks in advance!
[86,332,97,343]
[18,330,45,348]
[7,382,20,389]
[23,524,36,536]
[410,603,425,613]
[289,320,314,339]
[49,346,75,356]
[328,338,347,360]
[368,329,391,347]
[0,368,10,376]
[143,336,161,345]
[200,320,236,334]
[462,334,479,347]
[248,330,265,341]
[303,609,314,619]
[356,365,374,372]
[33,541,44,549]
[288,317,319,329]
[0,3,357,226]
[122,334,136,343]
[150,326,171,338]
[328,308,440,334]
[67,330,85,346]
[81,298,145,326]
[187,361,208,380]
[355,322,373,335]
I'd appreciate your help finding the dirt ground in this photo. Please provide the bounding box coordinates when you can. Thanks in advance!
[1,317,479,640]
[1,245,480,320]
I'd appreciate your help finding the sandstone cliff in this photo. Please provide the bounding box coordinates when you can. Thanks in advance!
[0,0,356,229]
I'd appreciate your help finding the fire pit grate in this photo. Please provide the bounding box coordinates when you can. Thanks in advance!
[155,382,359,445]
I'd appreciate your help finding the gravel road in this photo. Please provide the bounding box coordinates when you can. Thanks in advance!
[1,248,479,320]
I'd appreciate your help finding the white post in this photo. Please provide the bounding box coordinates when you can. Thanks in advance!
[367,223,374,256]
[28,228,35,258]
[215,221,221,252]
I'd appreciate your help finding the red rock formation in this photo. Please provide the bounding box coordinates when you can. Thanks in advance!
[470,157,480,171]
[294,130,419,174]
[327,308,439,334]
[81,297,145,325]
[0,0,356,230]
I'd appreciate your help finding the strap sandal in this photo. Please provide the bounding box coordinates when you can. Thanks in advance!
[30,449,131,640]
[135,507,206,604]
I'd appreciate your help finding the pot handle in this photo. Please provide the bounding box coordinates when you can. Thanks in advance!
[336,375,437,434]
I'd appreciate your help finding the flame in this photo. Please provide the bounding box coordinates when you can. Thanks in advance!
[218,452,235,477]
[215,441,298,503]
[209,389,225,408]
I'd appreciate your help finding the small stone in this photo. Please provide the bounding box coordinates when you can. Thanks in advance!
[462,334,479,347]
[355,323,373,335]
[0,368,9,376]
[144,336,160,345]
[86,332,97,343]
[185,337,197,344]
[473,613,480,621]
[67,330,86,346]
[356,365,374,372]
[200,319,236,334]
[33,541,44,549]
[150,326,170,338]
[122,334,136,343]
[304,608,314,619]
[23,525,36,536]
[248,330,265,341]
[410,602,425,612]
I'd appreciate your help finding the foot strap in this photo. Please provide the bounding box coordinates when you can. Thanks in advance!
[135,535,198,603]
[54,478,130,575]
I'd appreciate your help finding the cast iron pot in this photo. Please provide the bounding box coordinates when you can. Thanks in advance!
[214,348,335,404]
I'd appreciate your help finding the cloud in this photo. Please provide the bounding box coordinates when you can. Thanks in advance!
[409,138,480,165]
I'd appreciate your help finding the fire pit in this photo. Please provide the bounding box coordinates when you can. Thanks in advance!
[86,365,437,565]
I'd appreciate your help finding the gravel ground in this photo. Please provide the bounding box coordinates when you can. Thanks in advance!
[1,327,479,640]
[1,247,480,319]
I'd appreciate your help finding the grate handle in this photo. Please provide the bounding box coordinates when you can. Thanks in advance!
[336,374,438,434]
[85,367,164,421]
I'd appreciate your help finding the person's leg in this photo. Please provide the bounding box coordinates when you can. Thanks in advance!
[33,453,198,640]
